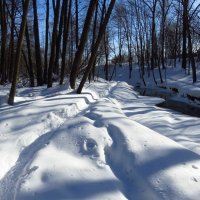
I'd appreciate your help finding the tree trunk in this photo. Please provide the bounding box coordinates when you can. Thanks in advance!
[173,1,181,68]
[75,0,79,49]
[187,17,196,83]
[0,0,7,84]
[182,0,188,69]
[69,0,98,89]
[60,0,72,85]
[54,0,66,75]
[33,0,43,86]
[104,32,109,81]
[25,22,35,87]
[43,0,49,84]
[47,0,61,88]
[70,0,98,89]
[77,0,116,94]
[8,0,15,82]
[8,0,31,105]
[88,2,99,82]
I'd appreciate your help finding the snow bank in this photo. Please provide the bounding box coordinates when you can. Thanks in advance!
[85,98,200,200]
[1,80,200,200]
[14,117,126,200]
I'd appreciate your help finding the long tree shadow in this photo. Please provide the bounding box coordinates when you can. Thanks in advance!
[17,179,122,200]
[0,129,56,200]
[105,123,200,200]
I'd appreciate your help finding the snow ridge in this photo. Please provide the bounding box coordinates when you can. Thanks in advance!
[0,88,98,200]
[84,97,200,200]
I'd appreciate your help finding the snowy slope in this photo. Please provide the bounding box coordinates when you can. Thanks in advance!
[0,79,200,200]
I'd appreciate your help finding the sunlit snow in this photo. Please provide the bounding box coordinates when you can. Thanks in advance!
[0,64,200,200]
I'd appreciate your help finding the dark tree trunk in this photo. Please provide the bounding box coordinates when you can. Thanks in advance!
[60,0,72,85]
[43,0,49,84]
[47,0,61,88]
[104,33,109,81]
[8,0,31,105]
[88,2,99,82]
[187,15,196,83]
[54,0,66,75]
[173,1,181,68]
[33,0,43,86]
[25,23,35,87]
[151,4,158,85]
[77,0,116,94]
[0,0,7,84]
[52,0,56,13]
[69,0,98,89]
[8,0,15,82]
[182,0,188,69]
[75,0,79,49]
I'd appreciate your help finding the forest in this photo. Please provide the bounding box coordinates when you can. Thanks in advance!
[1,1,200,199]
[0,0,199,104]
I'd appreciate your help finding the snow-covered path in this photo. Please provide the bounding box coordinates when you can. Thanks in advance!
[0,84,99,199]
[1,80,200,199]
[84,96,200,200]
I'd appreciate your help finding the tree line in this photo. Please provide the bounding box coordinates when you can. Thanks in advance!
[0,0,199,105]
[109,0,200,85]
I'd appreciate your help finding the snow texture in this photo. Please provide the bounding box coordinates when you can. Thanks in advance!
[0,64,200,199]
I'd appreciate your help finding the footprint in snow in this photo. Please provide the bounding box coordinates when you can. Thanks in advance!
[81,138,99,158]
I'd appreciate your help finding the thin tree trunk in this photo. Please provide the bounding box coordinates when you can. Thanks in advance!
[8,0,15,82]
[25,23,35,87]
[173,1,181,68]
[75,0,79,49]
[43,0,49,84]
[182,0,188,69]
[88,2,98,82]
[54,0,66,75]
[104,32,109,81]
[33,0,43,86]
[187,19,196,83]
[0,0,7,84]
[47,0,61,88]
[60,0,72,85]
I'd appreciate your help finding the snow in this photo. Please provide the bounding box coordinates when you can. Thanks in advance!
[1,64,200,199]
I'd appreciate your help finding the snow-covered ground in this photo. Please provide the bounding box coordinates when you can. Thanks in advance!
[0,63,200,199]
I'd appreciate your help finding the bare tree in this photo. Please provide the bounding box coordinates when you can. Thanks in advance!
[43,0,49,84]
[0,0,7,84]
[60,0,72,85]
[33,0,43,86]
[77,0,116,94]
[8,0,31,105]
[47,0,61,88]
[69,0,98,89]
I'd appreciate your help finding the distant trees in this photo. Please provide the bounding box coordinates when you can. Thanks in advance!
[181,0,197,83]
[110,0,199,84]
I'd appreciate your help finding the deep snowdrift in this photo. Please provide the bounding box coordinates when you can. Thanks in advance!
[0,80,200,200]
